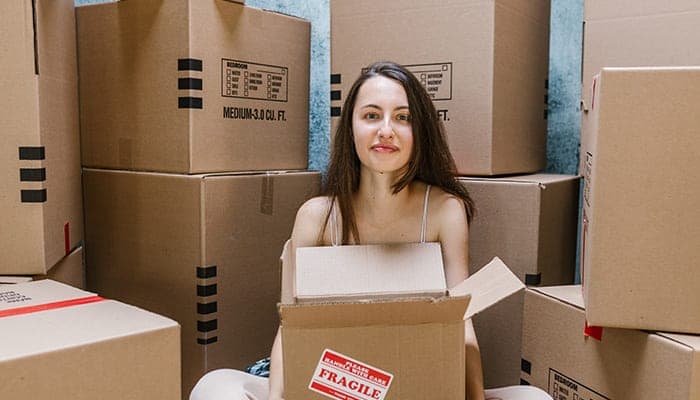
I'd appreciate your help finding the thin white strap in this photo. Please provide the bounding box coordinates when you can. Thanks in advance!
[330,200,340,246]
[420,185,431,243]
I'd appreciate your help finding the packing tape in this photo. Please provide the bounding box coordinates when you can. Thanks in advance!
[0,295,104,318]
[583,320,603,341]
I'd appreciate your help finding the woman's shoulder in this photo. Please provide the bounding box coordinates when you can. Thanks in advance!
[426,184,468,223]
[296,195,333,220]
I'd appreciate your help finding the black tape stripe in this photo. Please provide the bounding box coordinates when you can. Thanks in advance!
[330,107,341,117]
[178,58,203,72]
[197,284,217,297]
[197,302,217,315]
[21,189,47,203]
[197,337,218,345]
[19,146,45,160]
[31,0,39,74]
[543,109,548,120]
[520,379,531,386]
[196,265,217,279]
[179,78,203,90]
[544,94,548,104]
[330,74,341,84]
[330,90,341,101]
[521,358,532,375]
[20,168,46,182]
[197,319,218,332]
[525,273,542,286]
[179,97,203,109]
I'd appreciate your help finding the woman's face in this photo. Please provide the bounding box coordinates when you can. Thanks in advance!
[352,76,414,176]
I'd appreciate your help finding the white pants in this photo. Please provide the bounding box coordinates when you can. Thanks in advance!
[190,369,553,400]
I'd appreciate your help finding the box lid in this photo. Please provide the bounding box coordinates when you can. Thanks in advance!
[280,295,470,328]
[0,280,179,360]
[294,242,447,302]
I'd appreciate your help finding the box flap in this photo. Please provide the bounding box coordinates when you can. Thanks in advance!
[295,243,446,302]
[529,285,584,310]
[280,295,470,328]
[450,257,525,319]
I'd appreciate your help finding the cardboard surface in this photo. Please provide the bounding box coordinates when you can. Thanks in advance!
[0,280,181,400]
[0,0,83,274]
[581,2,700,111]
[83,168,320,397]
[77,0,310,173]
[295,243,447,302]
[281,246,524,400]
[459,174,579,387]
[522,286,700,399]
[331,0,550,175]
[581,68,700,333]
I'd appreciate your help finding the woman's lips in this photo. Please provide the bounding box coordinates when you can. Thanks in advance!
[371,144,398,153]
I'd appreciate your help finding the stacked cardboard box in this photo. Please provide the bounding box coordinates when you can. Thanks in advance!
[0,280,181,399]
[76,1,317,397]
[459,174,580,387]
[331,0,551,176]
[521,286,700,400]
[517,3,700,395]
[0,0,83,276]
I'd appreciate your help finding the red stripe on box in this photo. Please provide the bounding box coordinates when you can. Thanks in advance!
[64,222,70,254]
[584,321,603,341]
[310,381,362,400]
[0,296,104,318]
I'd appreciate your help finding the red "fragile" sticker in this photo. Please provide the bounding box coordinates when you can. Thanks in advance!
[309,349,394,400]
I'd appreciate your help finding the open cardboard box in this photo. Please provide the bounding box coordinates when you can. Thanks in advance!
[279,241,524,400]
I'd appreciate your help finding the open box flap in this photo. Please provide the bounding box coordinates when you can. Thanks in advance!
[450,257,525,319]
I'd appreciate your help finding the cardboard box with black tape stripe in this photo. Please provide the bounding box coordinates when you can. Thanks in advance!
[83,168,320,398]
[331,0,550,175]
[0,0,83,275]
[77,0,310,173]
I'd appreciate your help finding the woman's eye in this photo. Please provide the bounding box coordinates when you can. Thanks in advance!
[396,114,411,122]
[365,112,380,120]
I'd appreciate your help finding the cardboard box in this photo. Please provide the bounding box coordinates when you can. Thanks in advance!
[77,0,310,173]
[581,1,700,111]
[280,241,525,400]
[83,168,320,397]
[521,286,700,399]
[0,279,180,400]
[581,68,700,333]
[295,243,447,303]
[42,245,86,289]
[459,174,579,388]
[331,0,550,175]
[0,0,83,275]
[0,246,87,290]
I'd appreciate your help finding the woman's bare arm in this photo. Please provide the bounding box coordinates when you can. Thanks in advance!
[437,195,485,400]
[269,197,330,400]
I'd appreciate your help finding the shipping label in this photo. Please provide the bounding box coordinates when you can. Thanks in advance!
[548,369,609,400]
[309,349,394,400]
[404,62,452,101]
[221,59,288,102]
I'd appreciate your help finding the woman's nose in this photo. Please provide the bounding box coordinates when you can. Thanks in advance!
[377,119,395,138]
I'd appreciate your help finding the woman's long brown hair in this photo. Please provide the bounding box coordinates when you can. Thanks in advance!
[320,61,474,244]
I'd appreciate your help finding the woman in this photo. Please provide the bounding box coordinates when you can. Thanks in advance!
[190,61,551,400]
